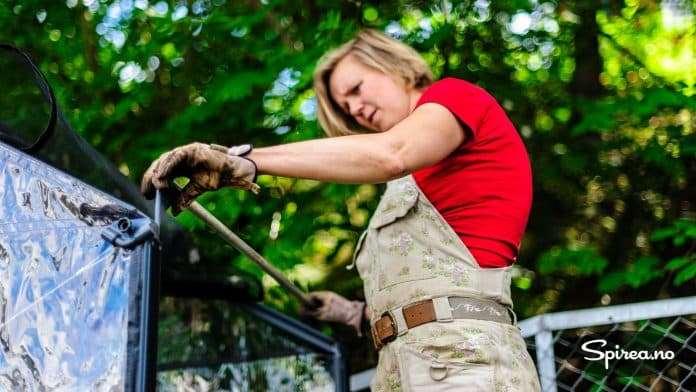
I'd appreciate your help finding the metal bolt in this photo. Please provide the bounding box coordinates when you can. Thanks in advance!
[117,218,131,233]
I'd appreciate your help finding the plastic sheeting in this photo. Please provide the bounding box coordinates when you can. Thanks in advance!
[0,141,152,390]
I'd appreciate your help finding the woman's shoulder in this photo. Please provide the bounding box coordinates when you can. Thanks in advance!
[416,77,510,141]
[423,77,496,103]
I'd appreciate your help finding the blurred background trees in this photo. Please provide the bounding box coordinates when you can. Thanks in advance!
[1,0,694,371]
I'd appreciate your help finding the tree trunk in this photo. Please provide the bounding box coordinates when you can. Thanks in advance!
[569,0,604,98]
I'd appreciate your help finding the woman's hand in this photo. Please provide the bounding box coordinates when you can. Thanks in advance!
[140,142,259,213]
[300,291,366,336]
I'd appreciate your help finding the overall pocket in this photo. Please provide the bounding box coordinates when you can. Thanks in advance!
[370,185,436,290]
[397,343,495,392]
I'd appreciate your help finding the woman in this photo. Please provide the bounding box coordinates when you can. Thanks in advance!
[142,29,541,391]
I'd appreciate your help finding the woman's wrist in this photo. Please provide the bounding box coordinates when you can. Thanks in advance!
[359,301,371,338]
[245,148,263,178]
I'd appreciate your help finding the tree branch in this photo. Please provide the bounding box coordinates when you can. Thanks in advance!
[597,29,681,90]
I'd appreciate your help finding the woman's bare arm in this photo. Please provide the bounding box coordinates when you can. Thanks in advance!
[247,103,465,183]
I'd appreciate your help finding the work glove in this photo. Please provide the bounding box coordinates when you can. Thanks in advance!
[140,142,260,214]
[300,291,366,336]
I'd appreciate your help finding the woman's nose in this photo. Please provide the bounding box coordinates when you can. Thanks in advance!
[347,99,364,118]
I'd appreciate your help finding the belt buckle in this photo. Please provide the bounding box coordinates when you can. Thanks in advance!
[371,311,397,351]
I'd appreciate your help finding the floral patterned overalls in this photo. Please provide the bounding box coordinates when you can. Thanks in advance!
[350,175,541,391]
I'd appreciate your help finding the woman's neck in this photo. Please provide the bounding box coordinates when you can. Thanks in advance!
[408,88,424,113]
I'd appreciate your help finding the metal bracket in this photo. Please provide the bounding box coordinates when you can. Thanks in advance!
[101,217,159,249]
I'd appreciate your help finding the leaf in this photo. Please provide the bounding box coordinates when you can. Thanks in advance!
[513,276,532,290]
[650,226,678,242]
[686,226,696,238]
[570,98,621,135]
[675,219,696,230]
[598,272,626,293]
[537,247,608,276]
[665,257,690,270]
[626,256,663,288]
[674,262,696,286]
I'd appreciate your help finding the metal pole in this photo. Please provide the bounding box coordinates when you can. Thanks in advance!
[185,200,316,308]
[535,329,558,392]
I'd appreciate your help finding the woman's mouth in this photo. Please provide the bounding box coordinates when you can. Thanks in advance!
[368,109,378,125]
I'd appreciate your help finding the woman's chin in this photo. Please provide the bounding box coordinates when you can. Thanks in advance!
[365,123,382,133]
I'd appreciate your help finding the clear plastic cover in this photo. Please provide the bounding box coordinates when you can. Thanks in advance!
[0,142,149,390]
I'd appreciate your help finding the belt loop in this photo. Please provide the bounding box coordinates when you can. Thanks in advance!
[391,306,409,336]
[433,297,453,322]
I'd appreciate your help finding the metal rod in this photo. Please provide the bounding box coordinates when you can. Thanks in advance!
[535,329,558,392]
[154,190,162,227]
[186,200,315,308]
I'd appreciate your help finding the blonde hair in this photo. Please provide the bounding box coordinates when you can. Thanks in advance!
[313,29,433,137]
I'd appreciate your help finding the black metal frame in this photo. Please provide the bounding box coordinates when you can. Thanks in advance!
[0,44,56,152]
[135,241,160,391]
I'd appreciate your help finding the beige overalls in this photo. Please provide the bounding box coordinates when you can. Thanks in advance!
[350,175,541,391]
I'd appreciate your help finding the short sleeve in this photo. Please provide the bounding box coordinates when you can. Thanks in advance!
[416,78,496,139]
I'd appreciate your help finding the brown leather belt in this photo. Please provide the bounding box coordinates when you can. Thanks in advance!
[371,297,514,351]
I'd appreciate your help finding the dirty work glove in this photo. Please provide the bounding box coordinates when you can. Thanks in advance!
[140,142,260,214]
[300,291,366,336]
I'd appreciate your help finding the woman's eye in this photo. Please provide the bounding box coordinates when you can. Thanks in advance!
[351,82,362,94]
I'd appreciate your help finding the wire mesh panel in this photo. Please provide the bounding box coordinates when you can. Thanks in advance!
[157,298,343,391]
[520,298,696,392]
[158,354,334,391]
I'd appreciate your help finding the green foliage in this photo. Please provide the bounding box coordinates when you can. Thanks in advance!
[651,218,696,247]
[538,247,608,276]
[598,256,664,292]
[651,218,696,286]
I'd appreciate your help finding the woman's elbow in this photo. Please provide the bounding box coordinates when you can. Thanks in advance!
[371,133,408,182]
[380,152,408,181]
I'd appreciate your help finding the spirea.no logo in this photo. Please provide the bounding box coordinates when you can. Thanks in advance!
[581,339,675,370]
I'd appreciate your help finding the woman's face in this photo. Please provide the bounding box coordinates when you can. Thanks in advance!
[328,54,420,132]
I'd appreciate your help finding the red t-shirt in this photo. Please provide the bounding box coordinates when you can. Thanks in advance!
[412,78,532,268]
